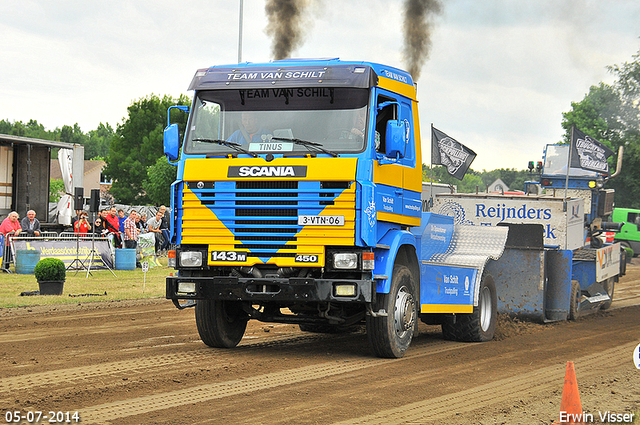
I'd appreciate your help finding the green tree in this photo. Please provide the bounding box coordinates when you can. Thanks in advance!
[144,156,177,206]
[562,47,640,208]
[423,164,484,193]
[49,179,65,203]
[0,119,11,134]
[85,123,114,160]
[58,123,87,145]
[479,168,531,192]
[103,94,189,204]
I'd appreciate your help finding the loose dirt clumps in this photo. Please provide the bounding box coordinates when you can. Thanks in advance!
[494,313,547,340]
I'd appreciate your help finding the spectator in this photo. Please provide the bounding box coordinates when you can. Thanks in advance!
[21,210,41,237]
[1,211,22,237]
[139,213,148,233]
[123,210,138,249]
[105,206,119,232]
[123,210,141,268]
[74,212,92,234]
[135,213,145,234]
[1,212,21,266]
[105,206,122,248]
[71,209,83,231]
[118,209,126,233]
[146,210,164,255]
[94,215,107,236]
[159,205,170,252]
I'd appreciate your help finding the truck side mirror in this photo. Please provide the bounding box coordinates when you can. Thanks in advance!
[164,123,180,161]
[385,120,406,159]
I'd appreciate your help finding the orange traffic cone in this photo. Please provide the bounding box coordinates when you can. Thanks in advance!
[553,361,585,424]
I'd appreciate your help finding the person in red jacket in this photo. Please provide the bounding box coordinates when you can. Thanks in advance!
[104,206,122,248]
[1,211,22,238]
[74,212,92,234]
[1,211,22,267]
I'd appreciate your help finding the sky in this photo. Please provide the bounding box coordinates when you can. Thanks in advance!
[1,0,639,171]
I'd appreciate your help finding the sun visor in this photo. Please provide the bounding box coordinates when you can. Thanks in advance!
[188,64,377,91]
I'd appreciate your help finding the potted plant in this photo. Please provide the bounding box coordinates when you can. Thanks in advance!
[34,258,66,295]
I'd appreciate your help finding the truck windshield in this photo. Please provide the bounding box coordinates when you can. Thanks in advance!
[183,87,369,155]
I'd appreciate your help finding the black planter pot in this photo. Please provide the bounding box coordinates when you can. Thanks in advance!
[38,280,64,296]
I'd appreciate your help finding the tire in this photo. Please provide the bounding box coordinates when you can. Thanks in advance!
[620,241,635,258]
[195,299,248,348]
[366,265,417,358]
[600,277,615,310]
[569,280,581,320]
[441,272,497,342]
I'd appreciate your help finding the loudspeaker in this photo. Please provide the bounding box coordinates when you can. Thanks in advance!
[74,187,84,211]
[90,189,100,212]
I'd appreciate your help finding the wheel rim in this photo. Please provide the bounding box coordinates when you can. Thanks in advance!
[479,285,492,332]
[394,285,415,338]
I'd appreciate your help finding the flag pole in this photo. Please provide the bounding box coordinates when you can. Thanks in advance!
[564,126,575,250]
[429,123,434,210]
[564,126,573,210]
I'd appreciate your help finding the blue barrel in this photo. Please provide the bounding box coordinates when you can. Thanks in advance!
[115,248,136,270]
[15,250,41,274]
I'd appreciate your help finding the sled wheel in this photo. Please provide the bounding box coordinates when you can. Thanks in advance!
[441,272,497,342]
[366,265,417,358]
[195,299,248,348]
[569,280,581,320]
[600,277,615,310]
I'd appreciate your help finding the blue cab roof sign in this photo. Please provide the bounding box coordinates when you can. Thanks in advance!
[188,59,413,91]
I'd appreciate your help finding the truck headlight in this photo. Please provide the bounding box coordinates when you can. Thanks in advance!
[334,283,356,297]
[177,281,197,294]
[180,251,203,267]
[333,253,358,269]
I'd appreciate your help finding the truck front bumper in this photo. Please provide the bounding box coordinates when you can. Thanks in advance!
[166,275,374,304]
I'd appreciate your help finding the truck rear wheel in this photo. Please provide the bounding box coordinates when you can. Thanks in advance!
[195,300,248,348]
[441,272,497,342]
[366,265,417,358]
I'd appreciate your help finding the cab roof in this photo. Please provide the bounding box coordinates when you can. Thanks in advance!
[188,58,414,92]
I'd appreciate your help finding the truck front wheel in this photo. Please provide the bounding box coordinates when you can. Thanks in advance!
[442,272,497,342]
[366,265,417,358]
[195,300,248,348]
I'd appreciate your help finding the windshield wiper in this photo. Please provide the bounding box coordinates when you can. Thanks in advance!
[192,138,258,158]
[270,137,339,157]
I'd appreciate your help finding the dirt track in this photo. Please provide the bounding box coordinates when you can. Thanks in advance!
[1,265,639,424]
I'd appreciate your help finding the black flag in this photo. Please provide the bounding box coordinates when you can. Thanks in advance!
[570,127,614,174]
[431,126,476,181]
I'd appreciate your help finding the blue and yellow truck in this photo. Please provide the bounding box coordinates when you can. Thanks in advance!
[163,58,513,358]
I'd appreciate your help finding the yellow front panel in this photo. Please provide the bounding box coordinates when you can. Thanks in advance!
[181,157,357,267]
[183,157,358,181]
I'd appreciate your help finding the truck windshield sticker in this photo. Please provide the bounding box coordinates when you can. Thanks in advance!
[248,142,294,152]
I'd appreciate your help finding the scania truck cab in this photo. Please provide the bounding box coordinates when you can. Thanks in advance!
[164,59,507,358]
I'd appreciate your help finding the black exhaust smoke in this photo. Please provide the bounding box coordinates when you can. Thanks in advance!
[402,0,442,81]
[265,0,311,60]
